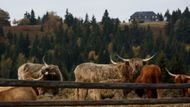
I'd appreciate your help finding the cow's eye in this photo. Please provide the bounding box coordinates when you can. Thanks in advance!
[45,69,50,71]
[135,64,138,67]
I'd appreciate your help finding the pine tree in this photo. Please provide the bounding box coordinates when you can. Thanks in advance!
[42,12,49,24]
[164,9,171,21]
[64,9,74,27]
[182,7,190,18]
[157,13,164,21]
[30,9,37,25]
[0,9,10,36]
[84,13,89,23]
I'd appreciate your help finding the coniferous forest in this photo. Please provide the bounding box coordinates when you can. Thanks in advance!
[0,7,189,81]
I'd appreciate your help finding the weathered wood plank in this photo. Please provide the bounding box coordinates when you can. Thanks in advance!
[0,79,190,89]
[0,98,190,106]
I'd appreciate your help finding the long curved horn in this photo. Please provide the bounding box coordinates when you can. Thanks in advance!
[57,67,63,81]
[43,55,48,67]
[142,54,155,62]
[184,75,190,79]
[110,56,117,64]
[165,68,177,77]
[116,54,129,62]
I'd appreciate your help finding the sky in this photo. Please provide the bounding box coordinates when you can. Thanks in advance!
[0,0,190,23]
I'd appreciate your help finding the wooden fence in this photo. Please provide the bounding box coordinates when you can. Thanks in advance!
[0,79,190,106]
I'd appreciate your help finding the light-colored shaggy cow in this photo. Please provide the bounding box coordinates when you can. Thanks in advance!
[17,57,63,95]
[0,87,38,101]
[74,61,134,100]
[18,63,63,81]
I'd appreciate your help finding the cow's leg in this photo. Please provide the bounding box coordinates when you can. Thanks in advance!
[78,89,83,100]
[187,88,190,97]
[84,89,89,100]
[88,89,100,100]
[113,89,124,100]
[146,89,153,98]
[183,88,187,97]
[95,90,101,100]
[157,89,161,98]
[79,89,87,100]
[155,76,161,98]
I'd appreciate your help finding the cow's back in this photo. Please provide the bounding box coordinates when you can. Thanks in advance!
[18,63,44,80]
[137,64,161,83]
[0,87,37,101]
[74,62,122,82]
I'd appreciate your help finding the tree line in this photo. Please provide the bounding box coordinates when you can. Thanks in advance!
[0,8,189,81]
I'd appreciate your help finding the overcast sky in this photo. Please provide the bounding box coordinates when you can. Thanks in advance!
[0,0,189,23]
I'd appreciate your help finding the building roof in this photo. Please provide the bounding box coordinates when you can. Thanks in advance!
[131,11,157,17]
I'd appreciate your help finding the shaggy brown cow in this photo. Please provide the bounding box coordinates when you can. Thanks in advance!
[166,68,190,96]
[135,64,161,98]
[0,87,38,101]
[17,57,63,96]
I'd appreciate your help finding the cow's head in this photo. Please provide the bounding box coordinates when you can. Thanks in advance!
[166,68,190,83]
[36,56,63,96]
[40,56,63,81]
[110,56,135,82]
[116,54,155,75]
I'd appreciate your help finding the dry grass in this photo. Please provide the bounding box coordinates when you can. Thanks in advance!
[139,21,167,42]
[37,88,190,107]
[139,21,167,28]
[123,21,168,43]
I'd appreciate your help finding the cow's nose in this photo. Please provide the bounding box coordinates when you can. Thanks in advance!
[45,72,49,75]
[132,69,136,75]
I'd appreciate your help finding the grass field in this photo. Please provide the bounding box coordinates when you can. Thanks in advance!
[139,21,167,41]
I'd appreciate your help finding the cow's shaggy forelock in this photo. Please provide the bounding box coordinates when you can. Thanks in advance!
[128,58,144,75]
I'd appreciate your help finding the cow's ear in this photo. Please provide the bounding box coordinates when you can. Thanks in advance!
[125,61,129,65]
[171,76,175,80]
[143,61,148,65]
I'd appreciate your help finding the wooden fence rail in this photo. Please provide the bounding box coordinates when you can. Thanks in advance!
[0,79,190,106]
[1,98,190,106]
[1,79,190,89]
